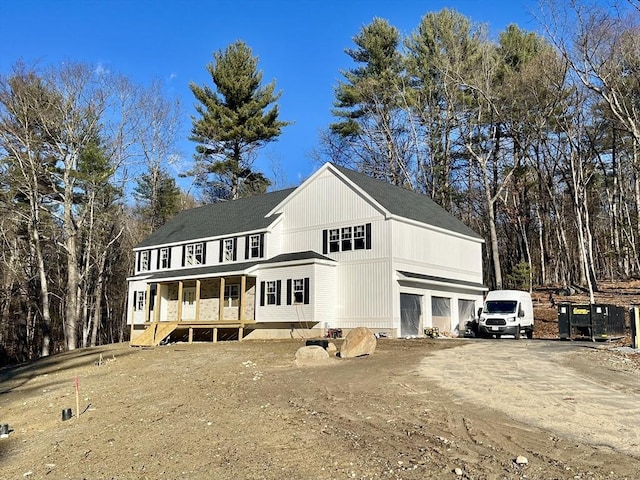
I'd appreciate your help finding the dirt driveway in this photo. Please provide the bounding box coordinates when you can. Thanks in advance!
[419,340,640,457]
[0,338,638,480]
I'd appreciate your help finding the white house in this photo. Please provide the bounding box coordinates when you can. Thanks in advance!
[127,163,486,345]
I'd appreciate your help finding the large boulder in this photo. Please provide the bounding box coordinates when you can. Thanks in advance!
[339,327,377,358]
[295,345,330,366]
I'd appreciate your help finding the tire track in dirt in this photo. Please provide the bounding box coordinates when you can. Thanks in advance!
[418,340,640,458]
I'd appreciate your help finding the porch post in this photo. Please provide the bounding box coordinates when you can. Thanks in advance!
[219,277,225,321]
[239,275,246,323]
[177,281,183,322]
[153,284,160,323]
[144,284,151,323]
[195,279,201,321]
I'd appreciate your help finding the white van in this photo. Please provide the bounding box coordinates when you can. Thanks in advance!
[478,290,534,339]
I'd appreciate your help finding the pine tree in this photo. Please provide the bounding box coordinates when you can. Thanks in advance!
[189,41,290,201]
[134,169,181,232]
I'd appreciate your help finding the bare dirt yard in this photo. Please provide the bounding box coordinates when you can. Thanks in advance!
[1,335,639,480]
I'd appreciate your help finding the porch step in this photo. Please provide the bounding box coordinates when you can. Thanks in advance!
[130,323,178,347]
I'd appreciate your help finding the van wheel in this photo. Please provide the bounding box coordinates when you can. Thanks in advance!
[494,334,501,339]
[526,328,534,339]
[514,328,521,340]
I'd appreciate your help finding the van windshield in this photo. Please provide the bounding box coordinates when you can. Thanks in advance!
[484,300,517,314]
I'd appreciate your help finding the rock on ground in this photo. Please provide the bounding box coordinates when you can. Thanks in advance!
[340,327,376,358]
[295,345,330,366]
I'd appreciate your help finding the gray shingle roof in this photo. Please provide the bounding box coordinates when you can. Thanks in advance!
[136,164,481,249]
[136,188,296,248]
[334,165,482,239]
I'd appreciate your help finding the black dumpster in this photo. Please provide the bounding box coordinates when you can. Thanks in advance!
[558,303,626,341]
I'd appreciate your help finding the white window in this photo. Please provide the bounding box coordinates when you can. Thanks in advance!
[293,279,305,304]
[266,281,277,305]
[139,251,150,272]
[135,291,146,311]
[324,224,370,254]
[186,243,204,266]
[224,284,239,307]
[250,234,261,258]
[329,228,340,252]
[354,225,365,250]
[223,238,234,262]
[341,226,352,251]
[160,247,170,269]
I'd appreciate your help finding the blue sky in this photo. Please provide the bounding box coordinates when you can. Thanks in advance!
[0,0,540,190]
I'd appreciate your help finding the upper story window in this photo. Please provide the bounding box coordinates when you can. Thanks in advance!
[139,250,150,272]
[341,227,352,251]
[328,228,340,252]
[159,247,171,269]
[220,238,236,262]
[245,233,264,259]
[323,223,371,254]
[354,225,366,250]
[184,242,205,266]
[250,234,261,258]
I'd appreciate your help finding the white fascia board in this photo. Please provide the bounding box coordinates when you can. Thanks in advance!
[126,274,153,282]
[246,258,336,274]
[388,214,485,244]
[265,162,391,218]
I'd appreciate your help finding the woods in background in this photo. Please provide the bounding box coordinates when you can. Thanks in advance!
[1,0,638,364]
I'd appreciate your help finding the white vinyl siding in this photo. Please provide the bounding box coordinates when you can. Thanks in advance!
[333,260,393,329]
[391,219,483,283]
[255,263,335,324]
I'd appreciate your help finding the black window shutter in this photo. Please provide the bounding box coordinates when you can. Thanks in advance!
[245,236,249,260]
[286,279,292,305]
[304,278,310,304]
[365,223,372,249]
[232,238,237,261]
[219,240,224,262]
[202,242,207,264]
[260,281,265,306]
[167,248,172,268]
[156,250,160,269]
[133,291,137,310]
[276,280,281,306]
[322,229,328,254]
[181,246,186,267]
[259,233,264,257]
[136,252,141,272]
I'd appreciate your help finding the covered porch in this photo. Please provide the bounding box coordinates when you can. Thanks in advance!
[131,273,257,346]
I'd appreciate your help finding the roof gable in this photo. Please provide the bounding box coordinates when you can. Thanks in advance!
[136,188,296,248]
[333,165,482,239]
